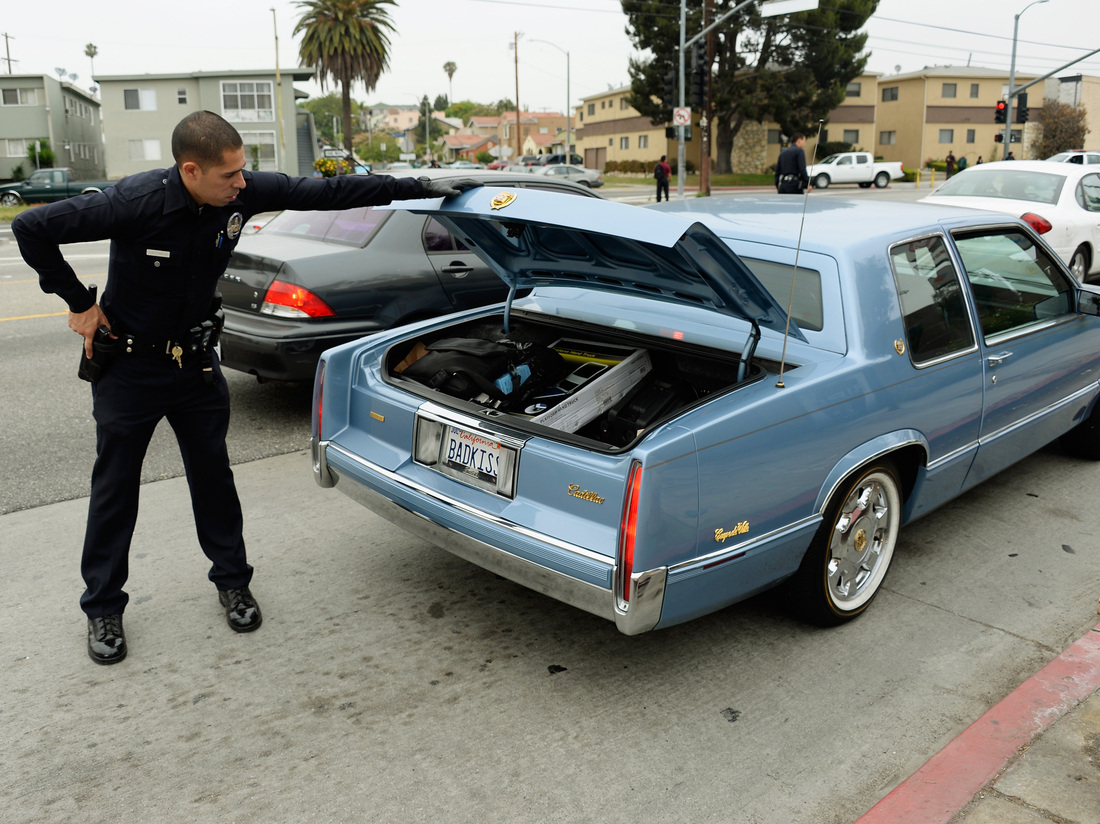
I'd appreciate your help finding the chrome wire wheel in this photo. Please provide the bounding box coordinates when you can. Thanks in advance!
[791,461,902,625]
[825,467,901,613]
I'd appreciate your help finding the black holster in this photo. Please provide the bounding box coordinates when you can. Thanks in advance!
[78,326,120,383]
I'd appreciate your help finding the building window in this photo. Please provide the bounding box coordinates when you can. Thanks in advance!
[845,81,862,98]
[128,138,162,161]
[939,129,954,144]
[240,130,277,171]
[966,129,975,144]
[843,129,859,144]
[970,83,980,98]
[178,88,188,105]
[1,87,40,106]
[221,81,273,122]
[942,83,957,99]
[881,86,899,102]
[124,88,157,111]
[620,136,629,150]
[880,131,897,145]
[587,103,595,115]
[6,138,28,156]
[768,129,783,144]
[539,126,548,134]
[620,97,630,110]
[639,134,648,149]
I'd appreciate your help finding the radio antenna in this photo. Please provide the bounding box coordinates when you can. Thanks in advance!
[775,120,823,389]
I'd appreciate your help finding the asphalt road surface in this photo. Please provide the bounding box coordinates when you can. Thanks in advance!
[2,189,1098,824]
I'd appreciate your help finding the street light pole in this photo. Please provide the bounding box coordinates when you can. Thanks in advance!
[530,39,571,162]
[1004,0,1048,152]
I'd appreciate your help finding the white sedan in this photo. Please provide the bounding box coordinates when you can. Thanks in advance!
[920,160,1100,280]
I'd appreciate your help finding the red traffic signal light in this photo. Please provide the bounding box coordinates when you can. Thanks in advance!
[994,100,1007,124]
[994,133,1004,143]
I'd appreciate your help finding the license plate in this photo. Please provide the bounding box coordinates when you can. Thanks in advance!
[444,426,501,483]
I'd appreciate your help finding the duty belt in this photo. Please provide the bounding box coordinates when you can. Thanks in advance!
[779,174,798,181]
[118,320,220,380]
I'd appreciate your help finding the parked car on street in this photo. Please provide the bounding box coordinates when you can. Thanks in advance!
[536,153,584,166]
[447,160,484,169]
[311,191,1100,635]
[920,160,1100,280]
[218,170,602,383]
[1046,150,1100,165]
[806,151,904,189]
[530,163,604,187]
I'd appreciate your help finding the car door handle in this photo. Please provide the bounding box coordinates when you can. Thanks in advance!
[442,263,473,278]
[987,351,1013,367]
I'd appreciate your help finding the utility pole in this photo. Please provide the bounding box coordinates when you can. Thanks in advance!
[271,8,285,171]
[1,33,14,74]
[513,32,522,164]
[700,0,713,197]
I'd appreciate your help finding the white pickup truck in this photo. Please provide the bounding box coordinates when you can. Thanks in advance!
[806,151,905,189]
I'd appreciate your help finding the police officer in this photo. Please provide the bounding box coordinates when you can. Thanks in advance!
[13,110,480,665]
[775,133,811,195]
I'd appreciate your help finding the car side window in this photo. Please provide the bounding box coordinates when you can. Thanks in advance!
[952,229,1072,340]
[1076,174,1100,212]
[423,217,470,253]
[889,236,975,363]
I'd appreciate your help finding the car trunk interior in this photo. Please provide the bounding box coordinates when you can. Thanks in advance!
[383,310,780,452]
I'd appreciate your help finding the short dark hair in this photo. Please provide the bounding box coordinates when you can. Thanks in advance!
[790,133,805,143]
[171,110,243,169]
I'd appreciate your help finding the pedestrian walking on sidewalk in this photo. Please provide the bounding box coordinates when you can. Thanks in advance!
[775,133,811,194]
[12,110,481,665]
[654,155,672,202]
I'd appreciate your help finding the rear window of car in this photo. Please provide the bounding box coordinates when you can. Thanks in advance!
[739,256,824,332]
[933,169,1065,204]
[262,206,388,246]
[889,235,975,364]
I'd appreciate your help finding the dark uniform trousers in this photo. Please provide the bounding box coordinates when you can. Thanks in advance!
[81,350,250,617]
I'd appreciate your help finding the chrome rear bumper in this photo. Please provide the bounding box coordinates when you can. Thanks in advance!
[312,436,665,635]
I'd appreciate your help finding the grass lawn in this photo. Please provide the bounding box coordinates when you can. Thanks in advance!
[0,205,30,223]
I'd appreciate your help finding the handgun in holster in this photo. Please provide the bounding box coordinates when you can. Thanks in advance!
[77,285,119,383]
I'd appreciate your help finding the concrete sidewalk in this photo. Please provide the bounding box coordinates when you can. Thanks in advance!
[856,620,1100,824]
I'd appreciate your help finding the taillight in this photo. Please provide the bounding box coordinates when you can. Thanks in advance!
[260,279,336,318]
[1020,212,1052,234]
[617,461,643,608]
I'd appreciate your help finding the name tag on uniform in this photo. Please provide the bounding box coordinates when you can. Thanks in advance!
[147,249,171,258]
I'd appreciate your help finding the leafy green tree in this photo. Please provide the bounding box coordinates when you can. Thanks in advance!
[299,92,362,143]
[295,0,397,153]
[624,0,876,173]
[446,100,479,122]
[26,138,56,169]
[433,94,449,112]
[1035,100,1089,158]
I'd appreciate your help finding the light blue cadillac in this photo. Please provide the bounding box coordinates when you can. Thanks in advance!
[311,190,1100,634]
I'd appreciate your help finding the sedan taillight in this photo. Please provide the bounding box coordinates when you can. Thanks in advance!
[260,279,336,318]
[616,461,643,609]
[1020,212,1053,235]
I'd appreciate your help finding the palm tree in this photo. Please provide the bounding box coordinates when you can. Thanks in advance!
[84,44,98,81]
[294,0,397,153]
[443,61,456,106]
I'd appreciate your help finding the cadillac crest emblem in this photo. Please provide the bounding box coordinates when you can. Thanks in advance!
[490,191,517,210]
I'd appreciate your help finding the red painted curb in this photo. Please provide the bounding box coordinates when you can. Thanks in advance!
[854,620,1100,824]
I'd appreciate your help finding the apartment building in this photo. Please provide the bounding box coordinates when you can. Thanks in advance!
[95,68,318,178]
[575,85,678,171]
[0,74,104,180]
[873,65,1041,169]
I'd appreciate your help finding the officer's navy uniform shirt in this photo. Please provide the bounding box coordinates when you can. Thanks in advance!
[13,167,425,340]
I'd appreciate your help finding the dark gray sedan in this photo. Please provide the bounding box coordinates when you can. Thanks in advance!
[218,170,601,383]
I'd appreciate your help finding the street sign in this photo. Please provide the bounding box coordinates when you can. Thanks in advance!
[673,107,691,126]
[322,148,344,158]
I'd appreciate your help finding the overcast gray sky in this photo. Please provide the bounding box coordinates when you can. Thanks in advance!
[2,0,1096,113]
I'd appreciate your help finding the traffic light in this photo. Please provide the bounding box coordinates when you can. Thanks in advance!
[689,43,709,109]
[994,100,1007,123]
[661,70,676,109]
[994,133,1004,143]
[1016,92,1029,123]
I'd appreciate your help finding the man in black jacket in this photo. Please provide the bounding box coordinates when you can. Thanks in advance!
[775,133,811,195]
[13,110,479,665]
